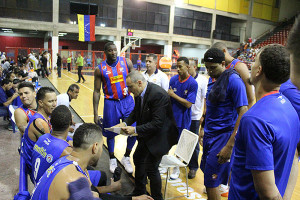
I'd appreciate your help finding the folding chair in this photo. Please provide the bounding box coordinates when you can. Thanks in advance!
[160,129,199,199]
[8,105,17,133]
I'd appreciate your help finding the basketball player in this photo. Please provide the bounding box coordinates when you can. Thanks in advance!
[229,44,299,200]
[201,48,248,199]
[31,123,153,200]
[168,57,198,179]
[93,42,136,174]
[31,105,120,193]
[14,82,37,135]
[287,15,300,89]
[21,87,57,181]
[211,42,255,108]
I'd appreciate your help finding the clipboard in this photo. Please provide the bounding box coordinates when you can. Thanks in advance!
[104,127,138,136]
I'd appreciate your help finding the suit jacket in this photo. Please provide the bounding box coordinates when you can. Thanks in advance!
[124,82,179,158]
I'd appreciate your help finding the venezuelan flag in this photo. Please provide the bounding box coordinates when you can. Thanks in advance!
[78,14,95,42]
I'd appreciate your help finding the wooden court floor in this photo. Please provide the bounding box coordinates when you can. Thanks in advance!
[48,69,300,200]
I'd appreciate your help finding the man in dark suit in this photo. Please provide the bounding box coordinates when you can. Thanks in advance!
[117,71,178,200]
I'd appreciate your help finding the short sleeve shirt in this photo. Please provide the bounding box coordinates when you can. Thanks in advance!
[56,93,70,108]
[191,74,208,120]
[169,74,198,129]
[280,79,300,119]
[229,93,300,199]
[204,74,248,137]
[143,69,169,91]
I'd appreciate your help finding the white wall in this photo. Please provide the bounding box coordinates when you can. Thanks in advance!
[279,0,300,21]
[251,22,276,39]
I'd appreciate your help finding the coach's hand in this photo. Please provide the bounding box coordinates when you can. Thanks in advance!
[217,145,232,164]
[121,126,135,135]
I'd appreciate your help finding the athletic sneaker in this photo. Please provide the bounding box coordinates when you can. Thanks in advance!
[121,156,133,173]
[219,184,229,197]
[170,166,180,180]
[203,184,229,197]
[159,167,167,174]
[110,158,118,173]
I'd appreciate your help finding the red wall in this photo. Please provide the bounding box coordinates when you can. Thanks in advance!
[1,35,163,54]
[0,36,44,52]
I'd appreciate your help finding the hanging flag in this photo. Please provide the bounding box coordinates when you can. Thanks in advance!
[78,14,95,42]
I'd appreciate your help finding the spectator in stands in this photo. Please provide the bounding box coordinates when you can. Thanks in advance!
[211,42,255,108]
[0,79,19,130]
[287,15,300,89]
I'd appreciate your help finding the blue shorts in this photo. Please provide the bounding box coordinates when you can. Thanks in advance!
[103,95,135,138]
[200,132,231,188]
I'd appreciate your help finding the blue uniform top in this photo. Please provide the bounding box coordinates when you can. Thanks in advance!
[204,74,248,137]
[226,59,241,69]
[280,79,300,119]
[99,56,129,100]
[169,75,198,129]
[229,92,300,199]
[21,113,52,172]
[31,156,88,200]
[31,133,70,185]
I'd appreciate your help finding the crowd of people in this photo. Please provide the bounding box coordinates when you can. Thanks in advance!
[1,15,300,200]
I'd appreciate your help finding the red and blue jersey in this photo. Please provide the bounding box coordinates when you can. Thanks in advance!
[226,59,240,69]
[19,104,36,122]
[99,56,129,100]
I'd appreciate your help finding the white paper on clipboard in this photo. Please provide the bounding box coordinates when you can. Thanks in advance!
[104,127,138,136]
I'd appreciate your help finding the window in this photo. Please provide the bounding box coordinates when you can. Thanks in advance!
[122,0,170,33]
[173,7,212,38]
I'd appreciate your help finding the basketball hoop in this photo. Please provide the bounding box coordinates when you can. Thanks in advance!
[132,44,136,50]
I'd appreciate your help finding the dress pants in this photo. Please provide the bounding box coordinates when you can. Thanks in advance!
[133,139,163,200]
[77,66,85,82]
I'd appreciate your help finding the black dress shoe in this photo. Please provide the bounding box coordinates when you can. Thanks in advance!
[76,81,80,83]
[188,169,197,179]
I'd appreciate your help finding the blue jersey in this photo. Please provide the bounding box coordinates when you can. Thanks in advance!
[205,74,248,137]
[18,104,36,122]
[169,75,198,129]
[226,59,241,69]
[280,79,300,119]
[21,113,52,172]
[31,156,88,200]
[99,56,129,100]
[229,93,300,199]
[31,133,70,185]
